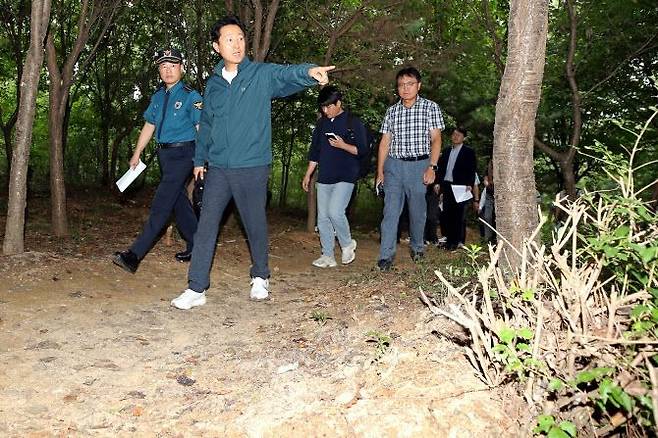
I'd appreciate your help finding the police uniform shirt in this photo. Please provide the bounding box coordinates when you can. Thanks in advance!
[144,81,203,144]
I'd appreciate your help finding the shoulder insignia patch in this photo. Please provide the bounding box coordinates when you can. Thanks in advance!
[193,101,203,110]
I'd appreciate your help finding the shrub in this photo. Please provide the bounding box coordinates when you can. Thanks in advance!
[421,112,658,436]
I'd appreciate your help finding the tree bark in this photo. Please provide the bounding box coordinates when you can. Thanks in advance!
[306,173,317,233]
[3,0,52,255]
[279,111,297,208]
[109,121,135,185]
[492,0,548,269]
[45,31,71,236]
[482,0,580,200]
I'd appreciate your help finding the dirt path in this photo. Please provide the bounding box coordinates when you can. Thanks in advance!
[0,208,521,437]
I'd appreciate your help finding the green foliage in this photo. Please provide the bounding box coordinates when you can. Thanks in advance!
[310,309,331,325]
[462,243,485,272]
[534,415,577,438]
[492,325,542,379]
[365,330,391,361]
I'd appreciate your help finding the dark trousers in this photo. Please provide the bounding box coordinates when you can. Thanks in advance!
[441,182,468,248]
[130,144,197,259]
[424,189,441,243]
[188,165,270,293]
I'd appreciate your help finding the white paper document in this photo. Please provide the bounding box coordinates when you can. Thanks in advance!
[451,185,473,203]
[116,160,147,192]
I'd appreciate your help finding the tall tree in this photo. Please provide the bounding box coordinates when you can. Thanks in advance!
[44,0,121,236]
[492,0,548,268]
[3,0,52,255]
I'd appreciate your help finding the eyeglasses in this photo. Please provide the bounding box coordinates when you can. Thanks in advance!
[397,81,418,89]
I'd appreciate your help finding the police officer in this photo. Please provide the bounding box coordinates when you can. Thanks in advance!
[113,48,203,274]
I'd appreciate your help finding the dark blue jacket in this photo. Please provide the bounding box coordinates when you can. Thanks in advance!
[437,144,477,186]
[309,111,368,184]
[195,57,317,168]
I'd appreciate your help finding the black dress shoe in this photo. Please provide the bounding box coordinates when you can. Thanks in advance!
[377,258,393,272]
[410,250,424,262]
[113,250,139,274]
[175,250,192,262]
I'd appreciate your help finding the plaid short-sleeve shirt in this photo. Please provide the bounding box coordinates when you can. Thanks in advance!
[380,96,445,159]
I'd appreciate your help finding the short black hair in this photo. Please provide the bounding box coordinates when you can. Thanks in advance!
[318,85,342,107]
[454,126,468,137]
[210,15,245,42]
[396,66,421,83]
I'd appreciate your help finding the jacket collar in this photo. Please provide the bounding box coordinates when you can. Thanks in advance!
[214,57,253,81]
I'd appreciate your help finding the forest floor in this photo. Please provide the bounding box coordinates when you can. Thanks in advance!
[0,190,525,437]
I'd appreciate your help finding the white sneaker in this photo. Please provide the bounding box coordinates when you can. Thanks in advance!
[341,239,357,265]
[250,277,269,300]
[171,289,206,310]
[312,255,337,268]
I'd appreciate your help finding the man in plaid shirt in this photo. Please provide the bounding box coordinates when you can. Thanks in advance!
[375,67,445,271]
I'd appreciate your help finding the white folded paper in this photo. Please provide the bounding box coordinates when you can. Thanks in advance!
[116,160,147,192]
[451,185,473,203]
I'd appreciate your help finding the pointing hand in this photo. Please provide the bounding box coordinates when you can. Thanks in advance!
[308,66,335,86]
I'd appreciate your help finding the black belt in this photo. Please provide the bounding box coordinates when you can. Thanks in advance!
[158,141,194,149]
[398,154,429,162]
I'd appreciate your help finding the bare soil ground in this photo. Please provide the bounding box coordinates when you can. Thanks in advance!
[0,192,524,437]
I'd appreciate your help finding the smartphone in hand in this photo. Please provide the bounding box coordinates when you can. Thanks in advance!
[325,132,338,141]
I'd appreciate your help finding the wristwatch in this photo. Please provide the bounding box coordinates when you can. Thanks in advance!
[428,164,438,171]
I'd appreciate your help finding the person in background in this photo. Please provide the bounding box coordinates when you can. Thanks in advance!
[302,86,367,268]
[170,16,335,310]
[436,126,477,250]
[113,48,201,274]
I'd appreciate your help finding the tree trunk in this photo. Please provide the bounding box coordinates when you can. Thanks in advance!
[100,119,109,186]
[3,126,13,178]
[306,173,318,233]
[493,0,548,269]
[47,80,69,236]
[279,115,296,208]
[483,0,580,202]
[109,121,135,187]
[3,0,52,255]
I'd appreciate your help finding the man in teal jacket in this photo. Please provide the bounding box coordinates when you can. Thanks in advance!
[171,15,334,310]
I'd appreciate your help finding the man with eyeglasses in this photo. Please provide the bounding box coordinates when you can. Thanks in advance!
[375,67,444,271]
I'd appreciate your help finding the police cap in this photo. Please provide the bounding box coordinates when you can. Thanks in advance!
[154,48,183,65]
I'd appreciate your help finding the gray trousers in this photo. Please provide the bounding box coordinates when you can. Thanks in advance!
[188,165,270,292]
[378,157,428,261]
